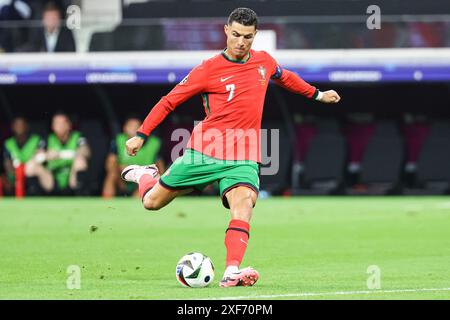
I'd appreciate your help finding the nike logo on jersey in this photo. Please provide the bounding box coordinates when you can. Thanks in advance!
[220,76,234,82]
[240,238,248,245]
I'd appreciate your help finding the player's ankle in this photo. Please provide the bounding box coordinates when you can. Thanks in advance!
[137,172,150,184]
[224,265,239,277]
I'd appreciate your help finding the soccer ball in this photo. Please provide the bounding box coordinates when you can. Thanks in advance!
[175,252,215,288]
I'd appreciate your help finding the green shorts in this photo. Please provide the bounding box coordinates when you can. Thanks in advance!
[159,148,260,208]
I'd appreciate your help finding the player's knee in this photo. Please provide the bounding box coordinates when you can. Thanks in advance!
[230,195,254,220]
[238,193,255,208]
[227,187,257,219]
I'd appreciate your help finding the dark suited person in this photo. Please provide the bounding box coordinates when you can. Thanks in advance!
[29,1,76,52]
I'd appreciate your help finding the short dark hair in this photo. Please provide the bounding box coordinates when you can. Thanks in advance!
[124,113,141,124]
[227,7,258,29]
[53,111,71,122]
[43,1,62,15]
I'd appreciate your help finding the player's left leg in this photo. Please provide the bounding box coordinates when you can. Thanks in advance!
[220,185,260,287]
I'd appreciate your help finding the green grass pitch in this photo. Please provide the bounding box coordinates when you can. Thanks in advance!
[0,196,450,300]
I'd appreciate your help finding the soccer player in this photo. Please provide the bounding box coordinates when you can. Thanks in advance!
[122,7,341,287]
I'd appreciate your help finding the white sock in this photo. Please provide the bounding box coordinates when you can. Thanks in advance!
[224,265,239,277]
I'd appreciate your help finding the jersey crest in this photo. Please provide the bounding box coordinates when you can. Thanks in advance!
[258,65,267,85]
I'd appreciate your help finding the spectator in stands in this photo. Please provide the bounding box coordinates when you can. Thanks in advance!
[2,116,41,195]
[26,1,75,52]
[26,112,90,195]
[102,115,164,198]
[0,0,32,52]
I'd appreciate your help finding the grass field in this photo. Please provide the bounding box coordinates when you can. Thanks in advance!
[0,196,450,300]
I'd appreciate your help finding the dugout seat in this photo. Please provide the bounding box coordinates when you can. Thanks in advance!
[402,115,430,166]
[291,115,317,191]
[347,120,404,195]
[403,120,450,195]
[342,113,376,187]
[259,121,292,195]
[295,118,346,195]
[401,114,431,187]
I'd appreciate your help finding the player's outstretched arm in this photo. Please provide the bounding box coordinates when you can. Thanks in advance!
[272,67,341,104]
[126,63,208,157]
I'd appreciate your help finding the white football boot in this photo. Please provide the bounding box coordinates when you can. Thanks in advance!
[121,164,159,184]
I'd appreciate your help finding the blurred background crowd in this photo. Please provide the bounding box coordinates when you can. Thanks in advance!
[1,0,450,53]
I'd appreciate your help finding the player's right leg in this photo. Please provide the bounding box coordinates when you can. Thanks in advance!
[121,164,192,210]
[220,185,259,287]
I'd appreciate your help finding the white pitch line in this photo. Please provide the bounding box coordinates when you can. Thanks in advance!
[202,287,450,300]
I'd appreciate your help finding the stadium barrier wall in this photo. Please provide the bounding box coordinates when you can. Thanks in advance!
[1,48,450,85]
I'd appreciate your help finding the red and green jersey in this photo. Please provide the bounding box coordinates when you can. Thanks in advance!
[138,49,318,163]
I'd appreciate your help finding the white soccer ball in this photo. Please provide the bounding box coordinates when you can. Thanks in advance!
[175,252,215,288]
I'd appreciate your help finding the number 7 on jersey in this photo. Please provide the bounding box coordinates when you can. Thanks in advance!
[226,84,235,102]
